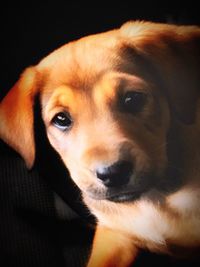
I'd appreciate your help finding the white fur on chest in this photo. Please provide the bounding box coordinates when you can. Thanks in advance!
[87,187,200,250]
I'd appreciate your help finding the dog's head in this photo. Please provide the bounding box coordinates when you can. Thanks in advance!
[1,21,200,204]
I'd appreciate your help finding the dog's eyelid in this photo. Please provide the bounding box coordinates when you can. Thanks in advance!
[125,88,148,94]
[47,104,71,120]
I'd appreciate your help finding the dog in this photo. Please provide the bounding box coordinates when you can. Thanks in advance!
[1,20,200,266]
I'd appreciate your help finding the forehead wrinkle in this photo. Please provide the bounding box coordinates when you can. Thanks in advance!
[42,85,75,116]
[93,75,117,110]
[93,71,149,110]
[65,69,110,96]
[54,85,100,120]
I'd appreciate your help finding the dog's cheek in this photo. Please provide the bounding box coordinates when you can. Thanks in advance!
[46,130,65,154]
[45,131,98,191]
[46,132,87,188]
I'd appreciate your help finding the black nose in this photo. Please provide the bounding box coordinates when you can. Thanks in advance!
[96,160,133,187]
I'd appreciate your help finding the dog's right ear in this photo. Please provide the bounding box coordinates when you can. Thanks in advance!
[0,67,40,168]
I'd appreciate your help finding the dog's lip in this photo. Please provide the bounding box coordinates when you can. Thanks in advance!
[106,191,142,203]
[86,189,144,203]
[85,174,155,203]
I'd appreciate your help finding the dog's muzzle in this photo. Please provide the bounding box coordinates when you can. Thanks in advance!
[92,160,154,203]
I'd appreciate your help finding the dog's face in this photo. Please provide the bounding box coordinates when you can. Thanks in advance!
[41,54,170,203]
[1,21,200,205]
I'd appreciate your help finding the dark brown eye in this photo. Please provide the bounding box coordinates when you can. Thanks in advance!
[52,112,73,131]
[121,91,146,114]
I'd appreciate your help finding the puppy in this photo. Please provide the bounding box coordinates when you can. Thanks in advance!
[1,21,200,267]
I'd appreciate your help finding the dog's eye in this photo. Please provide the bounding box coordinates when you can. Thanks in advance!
[121,91,146,114]
[51,112,73,131]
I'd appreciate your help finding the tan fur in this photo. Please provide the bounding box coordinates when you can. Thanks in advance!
[1,21,200,266]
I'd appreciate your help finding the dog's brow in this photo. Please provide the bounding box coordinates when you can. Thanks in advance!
[116,44,159,80]
[114,44,139,74]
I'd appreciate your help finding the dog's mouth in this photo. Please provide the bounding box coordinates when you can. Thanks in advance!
[86,182,151,203]
[86,187,148,203]
[106,190,143,203]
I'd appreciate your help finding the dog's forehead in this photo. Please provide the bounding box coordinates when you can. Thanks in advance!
[38,22,178,105]
[37,30,141,92]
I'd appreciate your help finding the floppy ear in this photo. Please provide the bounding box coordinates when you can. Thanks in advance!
[143,26,200,124]
[121,22,200,124]
[0,67,40,168]
[160,33,200,124]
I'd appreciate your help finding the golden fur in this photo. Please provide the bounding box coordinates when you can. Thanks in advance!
[1,21,200,266]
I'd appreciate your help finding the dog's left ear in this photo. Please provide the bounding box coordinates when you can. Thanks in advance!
[0,67,40,168]
[150,26,200,125]
[160,31,200,124]
[144,26,200,125]
[121,22,200,124]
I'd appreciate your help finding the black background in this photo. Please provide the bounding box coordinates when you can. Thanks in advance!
[1,1,200,99]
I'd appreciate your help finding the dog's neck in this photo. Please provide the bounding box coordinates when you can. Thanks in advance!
[180,122,200,185]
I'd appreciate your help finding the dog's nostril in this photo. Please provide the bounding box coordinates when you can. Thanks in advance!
[96,160,133,187]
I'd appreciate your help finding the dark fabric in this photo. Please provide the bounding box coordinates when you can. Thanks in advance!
[0,140,94,267]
